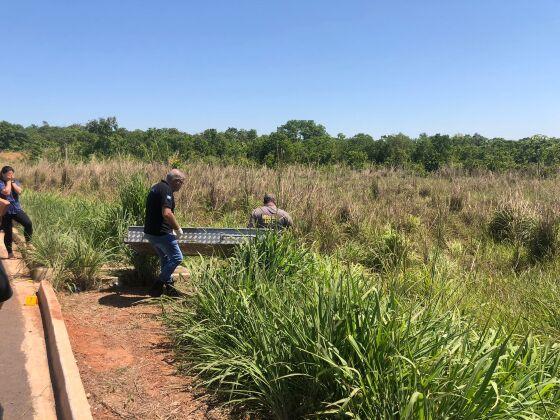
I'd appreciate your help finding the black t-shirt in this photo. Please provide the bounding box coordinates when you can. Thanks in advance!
[144,180,175,235]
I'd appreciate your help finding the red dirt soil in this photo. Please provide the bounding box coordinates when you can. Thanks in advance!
[59,287,231,419]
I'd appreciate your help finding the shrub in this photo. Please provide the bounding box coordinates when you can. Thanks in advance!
[25,231,71,269]
[21,191,122,291]
[28,232,112,291]
[489,201,559,266]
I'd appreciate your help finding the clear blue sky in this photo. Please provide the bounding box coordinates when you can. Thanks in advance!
[1,0,559,138]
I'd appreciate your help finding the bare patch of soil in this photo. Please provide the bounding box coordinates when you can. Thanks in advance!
[59,287,231,419]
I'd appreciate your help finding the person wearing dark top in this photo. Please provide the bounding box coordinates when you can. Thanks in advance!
[144,169,186,297]
[0,261,12,309]
[0,166,33,259]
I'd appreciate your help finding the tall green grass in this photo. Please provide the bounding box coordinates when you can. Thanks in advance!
[20,175,154,290]
[163,234,560,418]
[20,192,120,291]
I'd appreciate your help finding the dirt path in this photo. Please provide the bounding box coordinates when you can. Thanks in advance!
[59,286,230,419]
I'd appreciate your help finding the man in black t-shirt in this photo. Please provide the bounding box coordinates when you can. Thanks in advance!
[144,169,186,297]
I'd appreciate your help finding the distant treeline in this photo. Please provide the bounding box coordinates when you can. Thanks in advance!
[2,118,559,172]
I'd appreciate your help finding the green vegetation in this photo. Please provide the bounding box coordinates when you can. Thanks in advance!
[2,118,560,171]
[22,191,119,290]
[163,234,560,418]
[21,175,150,291]
[14,159,560,417]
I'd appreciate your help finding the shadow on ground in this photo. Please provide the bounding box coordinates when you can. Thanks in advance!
[97,285,153,308]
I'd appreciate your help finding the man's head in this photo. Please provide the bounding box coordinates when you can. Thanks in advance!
[166,169,186,192]
[263,193,276,206]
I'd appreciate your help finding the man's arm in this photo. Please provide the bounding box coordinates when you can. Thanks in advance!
[163,207,182,233]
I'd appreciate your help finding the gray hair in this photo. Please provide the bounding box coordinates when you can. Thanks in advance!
[166,169,186,183]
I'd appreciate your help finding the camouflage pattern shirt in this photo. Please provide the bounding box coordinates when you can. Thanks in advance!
[248,205,293,229]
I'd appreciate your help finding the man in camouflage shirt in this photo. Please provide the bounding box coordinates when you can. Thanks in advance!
[248,193,293,229]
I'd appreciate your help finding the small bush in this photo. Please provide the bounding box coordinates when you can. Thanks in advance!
[527,215,558,262]
[25,232,70,269]
[29,232,112,291]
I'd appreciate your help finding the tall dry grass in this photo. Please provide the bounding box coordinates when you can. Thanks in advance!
[16,158,560,334]
[17,158,560,246]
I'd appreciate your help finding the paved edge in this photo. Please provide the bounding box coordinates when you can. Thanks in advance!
[0,257,57,420]
[38,280,93,420]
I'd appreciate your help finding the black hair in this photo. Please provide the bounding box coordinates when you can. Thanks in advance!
[263,193,276,204]
[1,166,14,175]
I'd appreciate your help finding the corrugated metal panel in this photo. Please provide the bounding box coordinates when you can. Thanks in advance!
[124,226,265,256]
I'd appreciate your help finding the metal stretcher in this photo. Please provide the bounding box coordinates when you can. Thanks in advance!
[124,226,264,256]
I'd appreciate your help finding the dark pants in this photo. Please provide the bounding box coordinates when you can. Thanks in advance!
[2,210,33,253]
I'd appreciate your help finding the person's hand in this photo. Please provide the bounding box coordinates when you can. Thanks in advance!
[177,227,184,237]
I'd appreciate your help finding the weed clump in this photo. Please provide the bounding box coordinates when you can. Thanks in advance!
[343,226,412,272]
[337,204,352,223]
[489,201,559,267]
[418,186,431,198]
[488,200,536,243]
[527,214,558,262]
[448,193,464,212]
[370,226,411,272]
[370,178,381,199]
[119,173,149,224]
[117,175,161,285]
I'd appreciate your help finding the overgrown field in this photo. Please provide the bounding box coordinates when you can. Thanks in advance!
[16,159,560,417]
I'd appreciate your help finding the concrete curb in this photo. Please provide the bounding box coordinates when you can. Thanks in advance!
[38,280,93,420]
[0,253,57,420]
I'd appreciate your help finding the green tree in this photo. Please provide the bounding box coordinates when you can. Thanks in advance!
[277,120,327,141]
